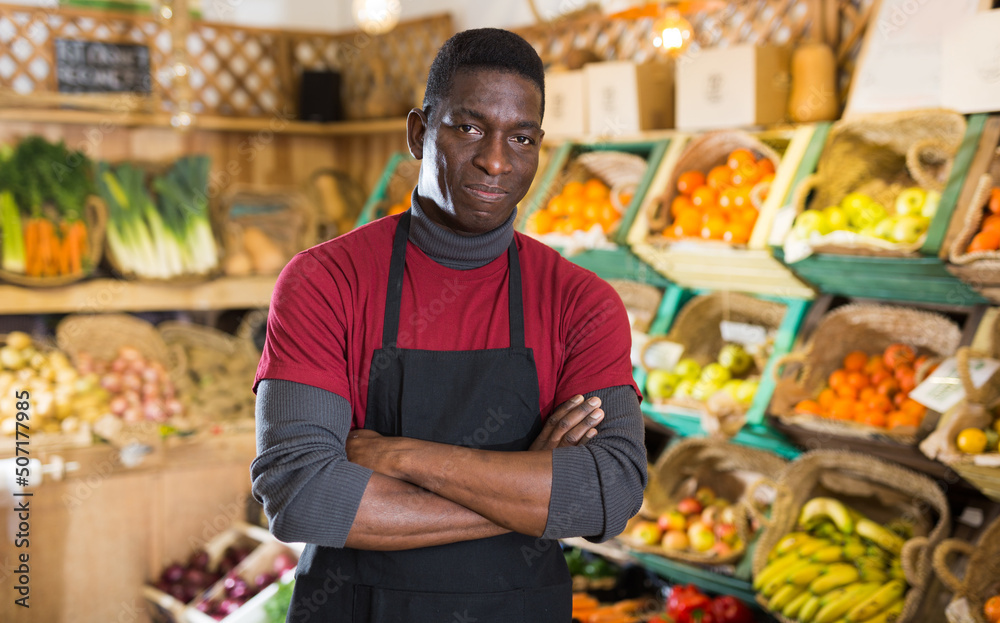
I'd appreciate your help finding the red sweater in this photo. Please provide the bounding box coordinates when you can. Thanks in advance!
[255,213,638,427]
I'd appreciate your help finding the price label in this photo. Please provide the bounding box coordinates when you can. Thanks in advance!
[720,321,768,347]
[908,356,1000,413]
[641,340,685,372]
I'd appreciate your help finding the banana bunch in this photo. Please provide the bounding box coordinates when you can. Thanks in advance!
[754,497,913,623]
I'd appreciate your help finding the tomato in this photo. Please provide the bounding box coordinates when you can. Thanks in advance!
[667,585,712,623]
[710,595,755,623]
[984,595,1000,622]
[883,344,916,370]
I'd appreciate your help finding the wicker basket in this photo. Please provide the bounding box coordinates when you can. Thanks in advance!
[646,130,781,238]
[919,334,1000,502]
[949,174,1000,301]
[607,279,663,334]
[622,438,788,568]
[933,514,1000,623]
[783,109,967,259]
[55,314,183,384]
[214,184,318,278]
[770,303,962,444]
[158,321,260,427]
[751,450,951,623]
[0,195,107,287]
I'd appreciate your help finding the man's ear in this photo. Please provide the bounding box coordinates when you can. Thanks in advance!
[406,108,428,160]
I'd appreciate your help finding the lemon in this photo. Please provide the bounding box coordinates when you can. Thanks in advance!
[956,428,988,454]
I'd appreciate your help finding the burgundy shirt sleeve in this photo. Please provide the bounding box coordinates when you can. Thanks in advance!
[254,250,351,401]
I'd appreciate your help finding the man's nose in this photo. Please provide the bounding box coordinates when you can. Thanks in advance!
[472,136,513,176]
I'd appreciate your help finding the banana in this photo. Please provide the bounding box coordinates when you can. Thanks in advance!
[857,566,889,583]
[773,531,814,558]
[810,564,860,595]
[799,594,823,623]
[791,562,829,586]
[812,545,849,563]
[856,599,904,623]
[844,542,868,560]
[754,551,804,590]
[763,558,815,597]
[798,538,837,558]
[799,497,855,534]
[814,582,882,623]
[886,519,915,540]
[889,562,905,581]
[857,554,889,570]
[782,589,813,619]
[855,518,905,556]
[846,580,907,621]
[769,583,806,612]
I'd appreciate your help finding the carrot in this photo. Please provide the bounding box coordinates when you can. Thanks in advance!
[57,222,71,276]
[67,221,86,275]
[37,219,56,277]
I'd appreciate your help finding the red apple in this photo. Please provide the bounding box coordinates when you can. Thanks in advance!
[700,506,722,528]
[677,497,703,516]
[658,510,687,532]
[714,522,738,545]
[661,530,690,551]
[711,541,734,558]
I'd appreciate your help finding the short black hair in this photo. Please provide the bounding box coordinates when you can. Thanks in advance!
[423,28,545,122]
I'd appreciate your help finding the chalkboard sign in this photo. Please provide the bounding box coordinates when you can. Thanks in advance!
[54,39,151,94]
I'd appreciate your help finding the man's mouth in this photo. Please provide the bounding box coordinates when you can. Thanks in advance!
[465,184,508,202]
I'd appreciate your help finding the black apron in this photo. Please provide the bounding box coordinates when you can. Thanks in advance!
[288,213,572,622]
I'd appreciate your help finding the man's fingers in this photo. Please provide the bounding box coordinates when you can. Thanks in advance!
[558,409,604,447]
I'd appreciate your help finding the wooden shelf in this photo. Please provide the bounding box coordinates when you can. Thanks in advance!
[0,275,277,314]
[0,107,407,136]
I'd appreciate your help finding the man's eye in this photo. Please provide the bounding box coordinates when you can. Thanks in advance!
[513,136,534,145]
[457,124,478,133]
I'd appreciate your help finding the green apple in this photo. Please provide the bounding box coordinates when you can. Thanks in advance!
[673,379,696,399]
[895,187,927,216]
[849,201,888,230]
[718,344,752,375]
[873,216,896,240]
[734,380,758,406]
[922,190,941,219]
[700,362,732,385]
[673,358,702,380]
[695,486,716,507]
[722,379,743,398]
[841,192,874,214]
[631,520,662,546]
[857,225,879,239]
[691,380,720,402]
[792,209,830,238]
[821,205,850,232]
[646,370,681,400]
[891,215,929,244]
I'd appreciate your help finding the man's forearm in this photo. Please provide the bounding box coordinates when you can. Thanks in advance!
[345,472,508,550]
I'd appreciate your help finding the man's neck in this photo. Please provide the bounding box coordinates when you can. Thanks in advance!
[407,191,516,270]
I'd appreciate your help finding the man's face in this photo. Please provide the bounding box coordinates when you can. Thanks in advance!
[407,68,544,235]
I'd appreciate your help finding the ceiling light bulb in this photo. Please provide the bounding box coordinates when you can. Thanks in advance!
[652,7,693,56]
[159,5,172,19]
[353,0,401,35]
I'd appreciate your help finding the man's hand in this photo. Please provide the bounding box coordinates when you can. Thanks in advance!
[529,395,604,451]
[346,429,396,474]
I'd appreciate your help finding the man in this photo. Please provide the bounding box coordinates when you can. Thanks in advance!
[252,28,646,622]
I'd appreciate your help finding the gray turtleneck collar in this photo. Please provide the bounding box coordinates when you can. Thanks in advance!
[407,190,516,270]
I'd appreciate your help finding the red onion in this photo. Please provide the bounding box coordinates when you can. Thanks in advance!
[142,367,160,383]
[161,563,185,584]
[142,382,161,400]
[217,598,241,615]
[110,396,128,416]
[254,572,277,589]
[100,373,123,393]
[272,552,296,575]
[188,550,210,571]
[111,358,128,373]
[166,398,185,417]
[123,372,142,391]
[122,407,143,423]
[143,401,167,422]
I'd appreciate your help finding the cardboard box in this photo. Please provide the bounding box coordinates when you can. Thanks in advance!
[543,69,588,137]
[585,60,674,136]
[676,44,791,131]
[942,9,1000,114]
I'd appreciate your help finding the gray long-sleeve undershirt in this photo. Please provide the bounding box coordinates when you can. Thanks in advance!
[251,379,646,548]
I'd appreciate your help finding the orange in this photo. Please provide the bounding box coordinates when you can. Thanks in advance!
[843,351,869,372]
[795,400,823,416]
[818,388,837,409]
[707,165,733,190]
[984,595,1000,623]
[895,366,917,393]
[584,178,609,201]
[887,410,920,430]
[982,214,1000,234]
[734,206,759,227]
[900,398,927,420]
[528,210,555,234]
[836,384,859,401]
[553,217,575,234]
[727,149,756,171]
[883,344,915,370]
[828,369,849,391]
[757,158,776,176]
[866,394,893,414]
[671,196,696,219]
[864,355,886,376]
[548,195,570,217]
[565,215,588,232]
[968,230,1000,253]
[829,399,855,421]
[583,200,603,226]
[875,377,900,398]
[677,170,706,195]
[723,221,752,245]
[856,409,887,428]
[618,192,634,207]
[563,181,585,198]
[731,161,762,187]
[858,387,877,404]
[718,187,748,210]
[599,202,620,231]
[990,188,1000,214]
[846,371,869,391]
[691,186,718,208]
[702,215,728,240]
[675,210,702,237]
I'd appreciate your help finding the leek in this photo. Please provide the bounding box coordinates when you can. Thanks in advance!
[0,191,25,273]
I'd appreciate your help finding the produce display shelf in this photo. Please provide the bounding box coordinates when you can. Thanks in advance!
[630,552,760,607]
[562,247,671,287]
[772,114,991,306]
[0,275,278,314]
[0,107,408,136]
[632,285,811,458]
[627,124,821,299]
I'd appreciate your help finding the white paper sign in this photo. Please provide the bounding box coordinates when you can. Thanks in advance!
[641,340,685,372]
[941,10,1000,114]
[720,321,768,347]
[908,356,1000,413]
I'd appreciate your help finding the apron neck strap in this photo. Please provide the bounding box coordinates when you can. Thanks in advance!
[381,212,526,349]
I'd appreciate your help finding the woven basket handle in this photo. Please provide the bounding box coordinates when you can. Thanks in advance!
[743,478,787,529]
[906,138,954,193]
[790,174,821,215]
[955,347,1000,405]
[931,538,975,594]
[772,352,809,383]
[647,189,671,234]
[901,536,929,589]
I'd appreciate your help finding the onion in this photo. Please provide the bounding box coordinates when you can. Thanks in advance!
[217,598,241,615]
[122,407,143,423]
[161,563,185,584]
[119,346,143,362]
[142,382,161,400]
[123,372,142,391]
[143,401,167,422]
[100,373,123,393]
[142,367,160,383]
[109,396,128,416]
[111,358,128,373]
[168,584,187,603]
[166,398,184,416]
[188,550,210,571]
[272,552,296,575]
[225,577,250,599]
[196,600,212,612]
[254,572,277,589]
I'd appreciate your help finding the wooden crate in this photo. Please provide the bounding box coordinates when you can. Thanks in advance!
[633,285,810,459]
[627,125,820,299]
[772,114,992,306]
